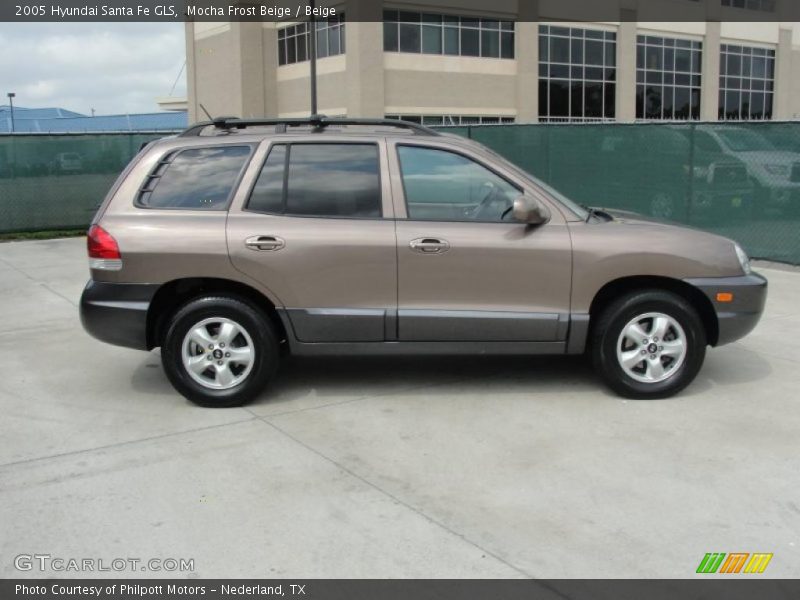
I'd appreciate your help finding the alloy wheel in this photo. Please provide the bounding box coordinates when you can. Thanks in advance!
[181,317,255,390]
[615,312,687,384]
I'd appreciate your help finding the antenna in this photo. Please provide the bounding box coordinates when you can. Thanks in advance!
[199,103,213,120]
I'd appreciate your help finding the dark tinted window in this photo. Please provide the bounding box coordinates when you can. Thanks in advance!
[248,145,286,213]
[247,144,381,218]
[139,146,251,210]
[287,145,381,217]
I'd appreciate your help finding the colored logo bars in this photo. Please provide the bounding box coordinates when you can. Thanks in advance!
[696,553,773,574]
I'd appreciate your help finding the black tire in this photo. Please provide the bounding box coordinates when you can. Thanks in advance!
[591,290,706,399]
[161,295,279,408]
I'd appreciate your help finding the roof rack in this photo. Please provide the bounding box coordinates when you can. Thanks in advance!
[179,114,440,137]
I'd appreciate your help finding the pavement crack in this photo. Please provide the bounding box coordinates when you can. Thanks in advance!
[41,283,79,307]
[248,409,545,582]
[0,254,79,308]
[0,416,258,470]
[258,369,509,419]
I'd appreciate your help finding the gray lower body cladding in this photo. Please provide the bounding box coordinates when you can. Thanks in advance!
[80,280,158,350]
[80,280,588,355]
[684,272,768,346]
[280,307,586,356]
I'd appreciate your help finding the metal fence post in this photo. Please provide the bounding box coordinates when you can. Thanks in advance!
[686,122,696,224]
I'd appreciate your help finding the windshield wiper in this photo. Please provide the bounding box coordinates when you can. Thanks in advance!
[581,204,612,222]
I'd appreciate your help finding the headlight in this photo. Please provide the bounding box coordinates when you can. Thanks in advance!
[734,243,752,275]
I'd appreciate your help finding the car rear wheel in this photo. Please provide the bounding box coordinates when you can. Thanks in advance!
[591,290,706,399]
[161,296,279,407]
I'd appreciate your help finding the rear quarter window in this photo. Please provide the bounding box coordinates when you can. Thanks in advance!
[138,145,252,210]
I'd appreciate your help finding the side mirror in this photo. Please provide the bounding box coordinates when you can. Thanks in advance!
[512,195,550,225]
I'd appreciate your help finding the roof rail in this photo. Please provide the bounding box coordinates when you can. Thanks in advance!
[179,114,440,137]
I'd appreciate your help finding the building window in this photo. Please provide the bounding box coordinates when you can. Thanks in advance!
[277,14,346,66]
[383,10,514,59]
[385,115,515,125]
[721,0,776,12]
[636,35,702,120]
[538,25,617,122]
[719,44,775,120]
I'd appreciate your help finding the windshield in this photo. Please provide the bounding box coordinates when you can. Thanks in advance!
[476,144,590,220]
[717,129,776,152]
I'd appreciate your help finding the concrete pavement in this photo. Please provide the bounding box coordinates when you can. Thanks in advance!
[0,238,798,578]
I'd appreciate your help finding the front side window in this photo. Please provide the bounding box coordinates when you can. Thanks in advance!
[383,11,514,59]
[247,143,381,218]
[138,146,252,210]
[719,44,775,120]
[716,128,775,152]
[721,0,776,12]
[397,145,520,222]
[636,35,702,120]
[538,25,617,122]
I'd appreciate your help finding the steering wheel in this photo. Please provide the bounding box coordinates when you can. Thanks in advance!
[468,183,512,221]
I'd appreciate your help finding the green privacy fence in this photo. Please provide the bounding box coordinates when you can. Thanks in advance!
[0,133,175,233]
[439,122,800,265]
[1,124,799,264]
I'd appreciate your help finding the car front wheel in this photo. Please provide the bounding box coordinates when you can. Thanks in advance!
[591,290,706,399]
[161,296,279,407]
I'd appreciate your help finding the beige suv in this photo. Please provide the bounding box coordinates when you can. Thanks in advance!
[80,117,767,407]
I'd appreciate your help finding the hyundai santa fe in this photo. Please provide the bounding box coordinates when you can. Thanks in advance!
[80,116,767,407]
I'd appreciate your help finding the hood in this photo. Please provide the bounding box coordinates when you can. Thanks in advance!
[735,150,800,165]
[574,208,745,278]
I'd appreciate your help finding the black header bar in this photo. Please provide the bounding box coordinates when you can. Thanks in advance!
[3,0,800,22]
[3,579,800,600]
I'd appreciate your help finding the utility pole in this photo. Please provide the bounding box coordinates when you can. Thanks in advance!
[7,92,16,133]
[309,0,318,116]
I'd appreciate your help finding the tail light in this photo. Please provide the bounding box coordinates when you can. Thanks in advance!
[87,225,122,271]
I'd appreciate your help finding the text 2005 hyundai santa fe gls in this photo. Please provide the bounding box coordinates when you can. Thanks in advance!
[80,117,767,407]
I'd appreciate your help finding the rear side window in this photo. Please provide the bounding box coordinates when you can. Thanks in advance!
[248,145,286,214]
[138,146,252,210]
[247,143,381,218]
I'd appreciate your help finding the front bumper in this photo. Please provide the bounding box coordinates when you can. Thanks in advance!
[684,273,768,346]
[79,280,159,350]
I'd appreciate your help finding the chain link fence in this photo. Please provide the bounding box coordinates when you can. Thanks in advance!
[1,124,799,264]
[439,121,800,265]
[0,133,174,233]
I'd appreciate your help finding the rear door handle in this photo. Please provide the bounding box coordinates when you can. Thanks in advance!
[245,235,285,251]
[409,238,450,254]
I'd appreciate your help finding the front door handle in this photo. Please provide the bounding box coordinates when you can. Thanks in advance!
[245,235,285,251]
[409,237,450,254]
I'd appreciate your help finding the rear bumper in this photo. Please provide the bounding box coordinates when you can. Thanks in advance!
[684,273,768,346]
[79,280,159,350]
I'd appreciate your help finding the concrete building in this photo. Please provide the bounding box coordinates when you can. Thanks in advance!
[185,0,800,124]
